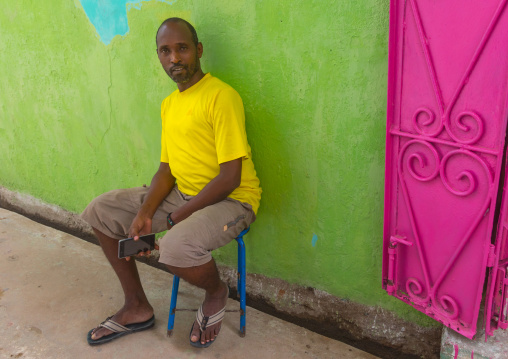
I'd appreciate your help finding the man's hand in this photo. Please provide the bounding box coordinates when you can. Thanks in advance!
[123,162,175,261]
[125,214,159,261]
[129,213,152,239]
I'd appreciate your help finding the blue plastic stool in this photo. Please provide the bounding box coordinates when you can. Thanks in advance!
[167,226,249,338]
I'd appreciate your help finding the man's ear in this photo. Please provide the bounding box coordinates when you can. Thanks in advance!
[197,42,203,58]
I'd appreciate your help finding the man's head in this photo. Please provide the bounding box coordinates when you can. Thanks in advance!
[156,18,199,47]
[156,18,203,89]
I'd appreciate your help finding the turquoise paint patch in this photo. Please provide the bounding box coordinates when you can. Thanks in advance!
[312,234,318,247]
[78,0,176,45]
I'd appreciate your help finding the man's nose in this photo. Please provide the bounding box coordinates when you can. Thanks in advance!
[170,52,181,64]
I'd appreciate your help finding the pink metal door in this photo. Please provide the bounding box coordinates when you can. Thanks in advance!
[383,0,508,339]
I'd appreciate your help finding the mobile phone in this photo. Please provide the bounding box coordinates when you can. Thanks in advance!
[118,234,156,259]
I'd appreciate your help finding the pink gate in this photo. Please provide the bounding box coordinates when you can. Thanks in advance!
[383,0,508,339]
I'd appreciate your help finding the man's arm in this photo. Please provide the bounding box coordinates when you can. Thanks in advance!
[129,162,175,238]
[169,158,242,226]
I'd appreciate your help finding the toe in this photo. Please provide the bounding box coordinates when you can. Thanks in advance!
[201,327,210,344]
[213,324,221,338]
[91,328,102,340]
[205,324,217,342]
[190,322,200,343]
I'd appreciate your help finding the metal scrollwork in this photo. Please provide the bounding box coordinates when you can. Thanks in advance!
[437,295,460,320]
[440,149,492,197]
[412,107,443,137]
[400,140,440,182]
[406,278,429,305]
[446,111,484,145]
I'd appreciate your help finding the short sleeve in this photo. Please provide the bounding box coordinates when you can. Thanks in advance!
[160,98,169,163]
[212,88,249,164]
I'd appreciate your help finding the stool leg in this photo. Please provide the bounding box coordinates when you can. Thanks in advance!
[237,241,241,300]
[167,275,180,337]
[237,237,246,337]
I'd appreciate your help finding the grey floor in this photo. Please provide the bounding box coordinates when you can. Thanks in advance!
[0,208,379,359]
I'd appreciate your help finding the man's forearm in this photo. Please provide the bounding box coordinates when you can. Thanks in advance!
[139,162,175,218]
[171,159,241,224]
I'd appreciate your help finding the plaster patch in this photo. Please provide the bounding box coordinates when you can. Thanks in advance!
[78,0,177,45]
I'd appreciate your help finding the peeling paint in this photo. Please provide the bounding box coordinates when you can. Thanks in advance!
[78,0,177,45]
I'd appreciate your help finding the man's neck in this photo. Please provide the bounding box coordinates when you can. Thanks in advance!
[177,70,206,92]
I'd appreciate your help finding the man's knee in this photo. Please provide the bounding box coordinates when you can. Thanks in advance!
[81,190,119,219]
[81,194,106,227]
[158,229,211,268]
[81,188,143,240]
[159,231,194,262]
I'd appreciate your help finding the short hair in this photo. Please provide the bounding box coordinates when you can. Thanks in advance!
[156,17,199,47]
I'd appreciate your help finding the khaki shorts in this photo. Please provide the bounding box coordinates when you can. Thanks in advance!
[80,186,256,268]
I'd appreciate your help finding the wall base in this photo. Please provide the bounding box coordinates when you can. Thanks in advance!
[0,186,441,358]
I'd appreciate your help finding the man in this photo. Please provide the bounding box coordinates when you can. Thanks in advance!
[81,17,261,348]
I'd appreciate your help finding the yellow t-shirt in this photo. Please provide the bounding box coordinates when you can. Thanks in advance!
[160,73,261,214]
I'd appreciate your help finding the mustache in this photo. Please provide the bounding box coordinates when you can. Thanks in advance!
[170,64,187,72]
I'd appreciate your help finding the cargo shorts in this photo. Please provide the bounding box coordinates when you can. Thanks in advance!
[80,185,256,268]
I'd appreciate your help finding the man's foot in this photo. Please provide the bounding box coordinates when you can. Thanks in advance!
[190,281,229,346]
[90,302,154,341]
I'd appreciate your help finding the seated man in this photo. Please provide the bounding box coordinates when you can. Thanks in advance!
[81,17,261,348]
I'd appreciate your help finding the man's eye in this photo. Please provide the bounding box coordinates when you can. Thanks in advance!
[180,46,187,51]
[161,48,169,53]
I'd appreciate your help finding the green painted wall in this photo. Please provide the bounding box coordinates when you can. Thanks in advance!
[0,0,436,326]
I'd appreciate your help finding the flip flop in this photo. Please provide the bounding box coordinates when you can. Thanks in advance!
[87,314,155,346]
[190,288,229,348]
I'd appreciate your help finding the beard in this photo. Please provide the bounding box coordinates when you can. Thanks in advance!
[167,55,200,84]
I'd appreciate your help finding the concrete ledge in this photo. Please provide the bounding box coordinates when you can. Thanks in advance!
[0,186,441,358]
[0,187,97,244]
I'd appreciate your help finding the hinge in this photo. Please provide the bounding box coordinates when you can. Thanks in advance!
[487,244,497,268]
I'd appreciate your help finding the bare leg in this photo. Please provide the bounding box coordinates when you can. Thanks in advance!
[166,259,228,345]
[90,228,154,340]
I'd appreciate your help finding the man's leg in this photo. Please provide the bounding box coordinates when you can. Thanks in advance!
[81,186,185,340]
[89,228,154,340]
[159,197,255,346]
[166,259,227,345]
